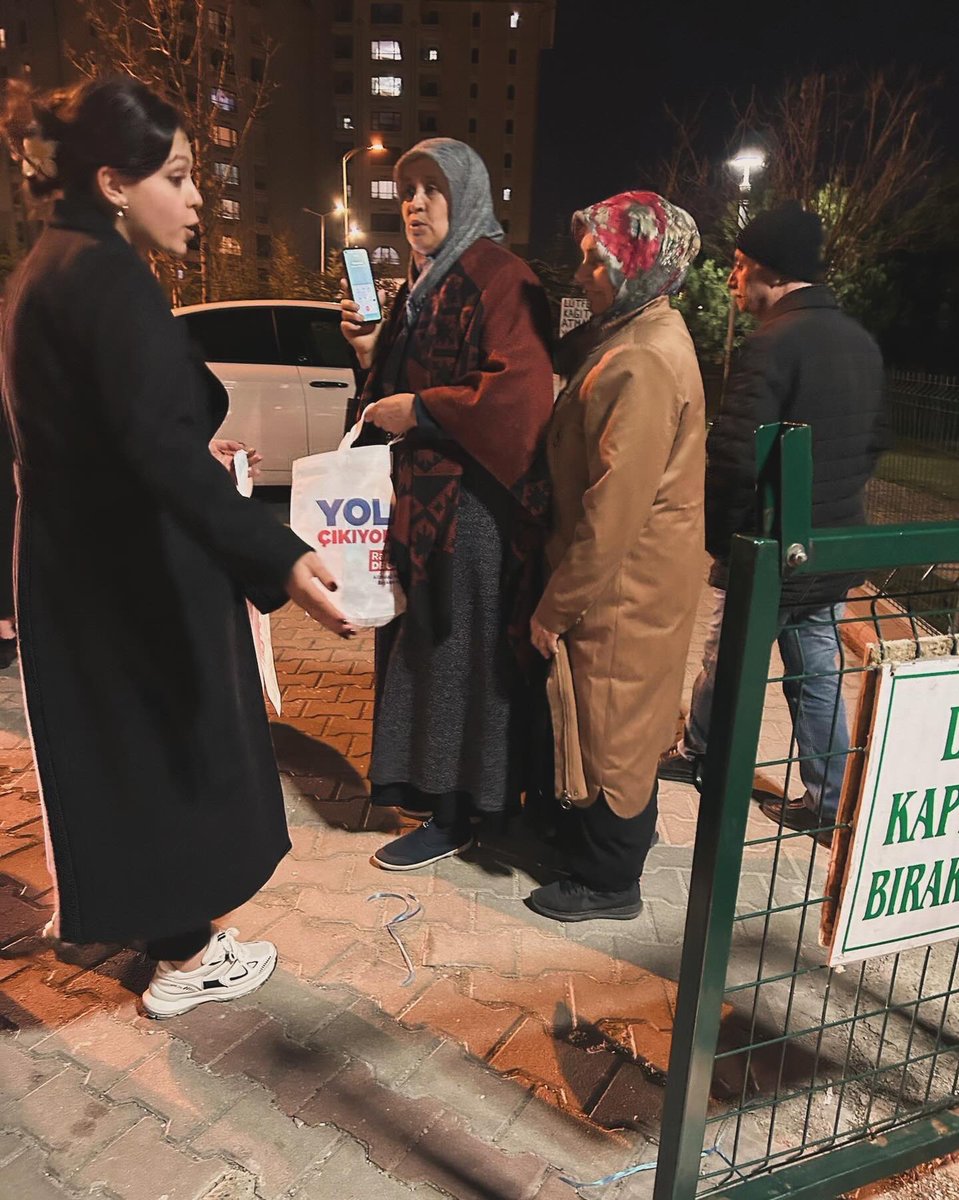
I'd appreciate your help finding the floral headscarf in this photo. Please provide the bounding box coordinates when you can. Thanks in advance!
[572,190,700,321]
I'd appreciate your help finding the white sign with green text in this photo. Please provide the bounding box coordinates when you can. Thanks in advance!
[830,656,959,967]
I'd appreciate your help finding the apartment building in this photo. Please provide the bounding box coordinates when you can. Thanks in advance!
[327,0,556,273]
[0,0,554,285]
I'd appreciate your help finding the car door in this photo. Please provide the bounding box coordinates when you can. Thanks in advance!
[274,306,356,453]
[178,306,307,485]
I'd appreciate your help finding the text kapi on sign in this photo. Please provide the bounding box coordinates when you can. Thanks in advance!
[831,656,959,966]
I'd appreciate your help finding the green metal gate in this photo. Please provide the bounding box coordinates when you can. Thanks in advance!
[654,423,959,1199]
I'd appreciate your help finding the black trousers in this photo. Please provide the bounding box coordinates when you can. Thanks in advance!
[562,782,659,892]
[146,924,212,962]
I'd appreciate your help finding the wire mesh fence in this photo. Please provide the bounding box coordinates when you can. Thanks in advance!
[696,567,959,1194]
[867,372,959,527]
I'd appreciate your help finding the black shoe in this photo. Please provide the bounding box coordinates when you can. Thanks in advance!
[759,797,833,848]
[526,878,643,923]
[372,818,473,871]
[656,744,702,785]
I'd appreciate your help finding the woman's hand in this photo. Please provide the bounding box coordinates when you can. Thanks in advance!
[209,438,263,476]
[364,393,416,436]
[285,552,356,639]
[340,289,384,370]
[530,615,560,659]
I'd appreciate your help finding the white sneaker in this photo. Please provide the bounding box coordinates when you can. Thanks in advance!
[141,927,277,1019]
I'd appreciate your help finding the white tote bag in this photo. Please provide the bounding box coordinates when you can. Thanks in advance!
[289,415,406,628]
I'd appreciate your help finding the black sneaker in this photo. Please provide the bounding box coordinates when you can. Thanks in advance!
[525,878,643,923]
[372,818,473,871]
[657,744,702,786]
[759,797,833,848]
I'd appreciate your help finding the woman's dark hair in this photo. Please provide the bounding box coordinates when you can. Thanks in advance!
[1,75,184,201]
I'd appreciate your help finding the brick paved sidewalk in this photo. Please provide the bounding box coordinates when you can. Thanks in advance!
[2,583,959,1200]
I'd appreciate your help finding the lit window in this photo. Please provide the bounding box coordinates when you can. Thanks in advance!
[219,198,241,220]
[371,75,402,97]
[502,187,511,201]
[213,124,237,147]
[510,11,520,28]
[372,246,401,266]
[220,235,241,255]
[0,28,6,50]
[210,87,236,112]
[214,161,240,186]
[371,39,402,60]
[338,113,354,129]
[427,47,439,62]
[371,179,398,200]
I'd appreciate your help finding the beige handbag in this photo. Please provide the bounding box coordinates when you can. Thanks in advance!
[546,640,590,808]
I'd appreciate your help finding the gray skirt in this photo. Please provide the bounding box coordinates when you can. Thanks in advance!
[370,484,520,813]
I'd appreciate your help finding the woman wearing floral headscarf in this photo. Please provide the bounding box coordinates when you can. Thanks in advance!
[340,138,554,870]
[526,191,705,923]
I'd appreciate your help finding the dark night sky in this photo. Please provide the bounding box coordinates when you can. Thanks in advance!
[530,0,959,256]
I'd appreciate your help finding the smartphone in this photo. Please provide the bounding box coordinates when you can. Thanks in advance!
[342,248,383,324]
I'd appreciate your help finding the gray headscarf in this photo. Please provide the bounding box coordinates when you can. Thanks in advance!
[393,137,503,327]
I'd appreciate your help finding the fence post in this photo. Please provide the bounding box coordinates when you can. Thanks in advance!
[653,533,783,1200]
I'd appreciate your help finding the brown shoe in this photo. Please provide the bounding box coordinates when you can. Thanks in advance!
[760,797,832,847]
[657,744,702,786]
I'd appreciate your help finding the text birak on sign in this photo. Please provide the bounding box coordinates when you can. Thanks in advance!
[290,421,406,628]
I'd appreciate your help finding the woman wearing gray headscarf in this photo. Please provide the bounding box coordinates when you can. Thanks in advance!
[526,190,705,923]
[340,137,554,870]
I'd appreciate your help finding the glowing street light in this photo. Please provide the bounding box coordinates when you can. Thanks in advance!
[721,148,767,400]
[302,199,344,273]
[342,141,387,248]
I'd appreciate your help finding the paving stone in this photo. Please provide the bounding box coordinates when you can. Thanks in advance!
[31,1008,168,1090]
[290,1137,446,1199]
[295,1060,445,1171]
[213,1014,349,1113]
[0,884,46,949]
[0,842,53,899]
[425,927,519,974]
[495,1097,641,1182]
[489,1016,619,1113]
[399,975,523,1059]
[0,1038,63,1100]
[234,972,358,1043]
[587,1062,665,1133]
[314,1002,441,1085]
[191,1092,341,1198]
[0,971,97,1045]
[263,910,360,980]
[107,1041,249,1139]
[200,1170,261,1199]
[5,1063,142,1176]
[395,1110,550,1200]
[74,1115,232,1200]
[316,941,437,1017]
[170,1002,271,1068]
[0,1141,71,1200]
[397,1042,530,1141]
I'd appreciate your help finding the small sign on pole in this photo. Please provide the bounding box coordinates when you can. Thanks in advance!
[827,655,959,967]
[559,297,591,338]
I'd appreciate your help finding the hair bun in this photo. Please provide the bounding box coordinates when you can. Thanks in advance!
[21,132,59,182]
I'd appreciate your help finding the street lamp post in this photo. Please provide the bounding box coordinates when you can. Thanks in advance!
[302,201,344,274]
[342,140,387,249]
[721,149,766,403]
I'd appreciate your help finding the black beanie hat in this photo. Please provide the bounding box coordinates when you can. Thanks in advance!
[736,201,824,282]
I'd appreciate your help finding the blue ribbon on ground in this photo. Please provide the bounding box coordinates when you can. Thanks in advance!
[367,891,422,986]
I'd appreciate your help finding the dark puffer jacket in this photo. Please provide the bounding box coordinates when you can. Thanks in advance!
[706,285,886,607]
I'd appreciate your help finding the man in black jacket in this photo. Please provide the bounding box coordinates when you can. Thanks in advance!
[658,202,886,844]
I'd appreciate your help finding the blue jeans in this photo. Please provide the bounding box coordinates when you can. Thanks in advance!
[684,587,849,821]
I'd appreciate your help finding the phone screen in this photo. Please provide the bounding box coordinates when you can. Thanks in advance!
[343,248,383,324]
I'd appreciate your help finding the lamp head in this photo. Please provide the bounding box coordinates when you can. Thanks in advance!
[728,149,765,191]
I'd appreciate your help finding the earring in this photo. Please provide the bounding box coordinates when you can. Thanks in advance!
[117,204,129,218]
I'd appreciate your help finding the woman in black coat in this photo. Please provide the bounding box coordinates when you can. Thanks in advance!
[0,78,352,1018]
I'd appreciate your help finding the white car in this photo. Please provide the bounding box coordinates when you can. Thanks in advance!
[173,300,356,485]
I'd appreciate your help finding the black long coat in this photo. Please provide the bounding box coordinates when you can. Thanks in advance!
[1,198,307,944]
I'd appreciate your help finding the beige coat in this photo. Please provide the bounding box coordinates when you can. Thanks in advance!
[534,297,705,818]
